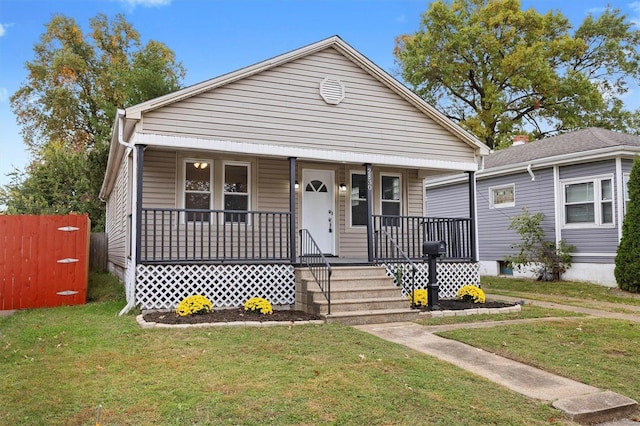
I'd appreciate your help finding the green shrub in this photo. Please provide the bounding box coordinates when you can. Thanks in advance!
[506,209,575,281]
[615,157,640,293]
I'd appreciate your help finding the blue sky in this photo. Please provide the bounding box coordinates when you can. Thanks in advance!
[1,0,639,189]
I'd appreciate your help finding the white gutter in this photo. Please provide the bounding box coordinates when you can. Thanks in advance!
[117,108,138,316]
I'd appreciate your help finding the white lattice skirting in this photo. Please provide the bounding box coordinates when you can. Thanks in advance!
[384,262,480,298]
[136,264,296,310]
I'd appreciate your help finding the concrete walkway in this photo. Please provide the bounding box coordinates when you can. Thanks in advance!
[355,298,639,425]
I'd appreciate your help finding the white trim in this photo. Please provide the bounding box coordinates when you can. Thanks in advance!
[222,161,251,222]
[553,165,561,247]
[380,172,403,217]
[349,170,367,228]
[616,157,624,242]
[560,174,615,229]
[180,158,214,223]
[488,183,515,209]
[133,133,479,172]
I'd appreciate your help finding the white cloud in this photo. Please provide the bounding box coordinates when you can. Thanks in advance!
[586,6,607,15]
[0,23,13,38]
[117,0,171,7]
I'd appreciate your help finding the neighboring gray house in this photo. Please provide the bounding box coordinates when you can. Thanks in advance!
[426,128,640,287]
[99,36,489,317]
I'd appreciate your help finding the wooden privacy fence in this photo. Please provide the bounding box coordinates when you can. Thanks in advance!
[0,214,90,310]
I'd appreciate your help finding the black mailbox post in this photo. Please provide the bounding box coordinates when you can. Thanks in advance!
[423,241,446,309]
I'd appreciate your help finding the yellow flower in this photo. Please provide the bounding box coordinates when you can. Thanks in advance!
[176,295,213,316]
[457,285,486,304]
[244,297,273,315]
[408,289,428,307]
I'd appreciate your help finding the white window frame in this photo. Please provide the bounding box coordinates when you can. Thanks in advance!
[489,184,515,209]
[380,173,402,220]
[623,173,630,215]
[561,175,615,228]
[349,170,368,228]
[181,158,213,223]
[222,161,251,223]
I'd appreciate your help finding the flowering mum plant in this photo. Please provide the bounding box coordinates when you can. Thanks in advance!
[176,295,213,316]
[407,289,428,307]
[244,297,273,315]
[457,285,486,304]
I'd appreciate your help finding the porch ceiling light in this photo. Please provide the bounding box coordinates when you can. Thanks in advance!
[193,162,208,169]
[339,183,347,192]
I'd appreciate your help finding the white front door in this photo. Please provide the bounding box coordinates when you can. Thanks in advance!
[301,169,335,255]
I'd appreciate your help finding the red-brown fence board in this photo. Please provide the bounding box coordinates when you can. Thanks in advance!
[0,214,90,310]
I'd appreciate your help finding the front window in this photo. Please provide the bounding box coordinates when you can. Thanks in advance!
[563,177,613,227]
[381,174,401,226]
[224,163,249,223]
[489,184,515,208]
[624,173,630,214]
[184,160,212,222]
[350,172,367,226]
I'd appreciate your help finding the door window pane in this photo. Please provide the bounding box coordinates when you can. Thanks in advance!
[224,164,249,223]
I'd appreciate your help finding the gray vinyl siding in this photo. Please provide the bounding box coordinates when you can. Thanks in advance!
[558,160,619,262]
[142,150,177,208]
[141,47,475,163]
[106,153,129,268]
[426,182,470,218]
[476,168,556,261]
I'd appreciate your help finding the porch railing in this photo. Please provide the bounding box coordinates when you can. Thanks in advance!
[373,228,418,306]
[299,229,332,315]
[373,215,473,261]
[140,208,291,263]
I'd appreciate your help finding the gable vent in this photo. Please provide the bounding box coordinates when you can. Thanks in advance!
[319,77,345,105]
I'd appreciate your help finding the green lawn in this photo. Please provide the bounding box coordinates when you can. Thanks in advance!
[0,300,573,425]
[481,276,640,309]
[438,318,640,404]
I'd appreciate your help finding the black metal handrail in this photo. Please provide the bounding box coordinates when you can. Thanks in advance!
[373,215,473,261]
[140,208,291,263]
[373,228,418,307]
[299,229,332,315]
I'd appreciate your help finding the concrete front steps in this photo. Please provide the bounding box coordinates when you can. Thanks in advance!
[295,265,419,326]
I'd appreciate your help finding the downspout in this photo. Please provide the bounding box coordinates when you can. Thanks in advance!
[527,164,536,181]
[116,109,138,316]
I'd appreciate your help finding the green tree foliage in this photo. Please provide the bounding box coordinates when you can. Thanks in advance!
[394,0,640,149]
[5,13,185,230]
[615,157,640,292]
[506,209,574,281]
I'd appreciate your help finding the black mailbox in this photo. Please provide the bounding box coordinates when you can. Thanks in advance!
[423,241,446,257]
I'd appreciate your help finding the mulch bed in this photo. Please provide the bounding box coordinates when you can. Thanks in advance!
[421,299,516,311]
[143,299,516,325]
[143,308,323,325]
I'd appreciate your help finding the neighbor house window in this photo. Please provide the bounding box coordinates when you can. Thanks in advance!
[381,174,401,226]
[563,176,613,226]
[184,160,212,222]
[223,163,249,223]
[489,184,515,208]
[350,172,367,226]
[624,173,630,214]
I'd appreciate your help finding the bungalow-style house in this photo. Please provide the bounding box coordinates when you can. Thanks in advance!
[425,128,640,287]
[99,36,490,321]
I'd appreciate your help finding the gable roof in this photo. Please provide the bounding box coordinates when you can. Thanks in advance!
[486,128,640,169]
[123,35,488,155]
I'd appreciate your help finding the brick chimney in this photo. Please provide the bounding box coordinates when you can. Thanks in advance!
[512,134,529,146]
